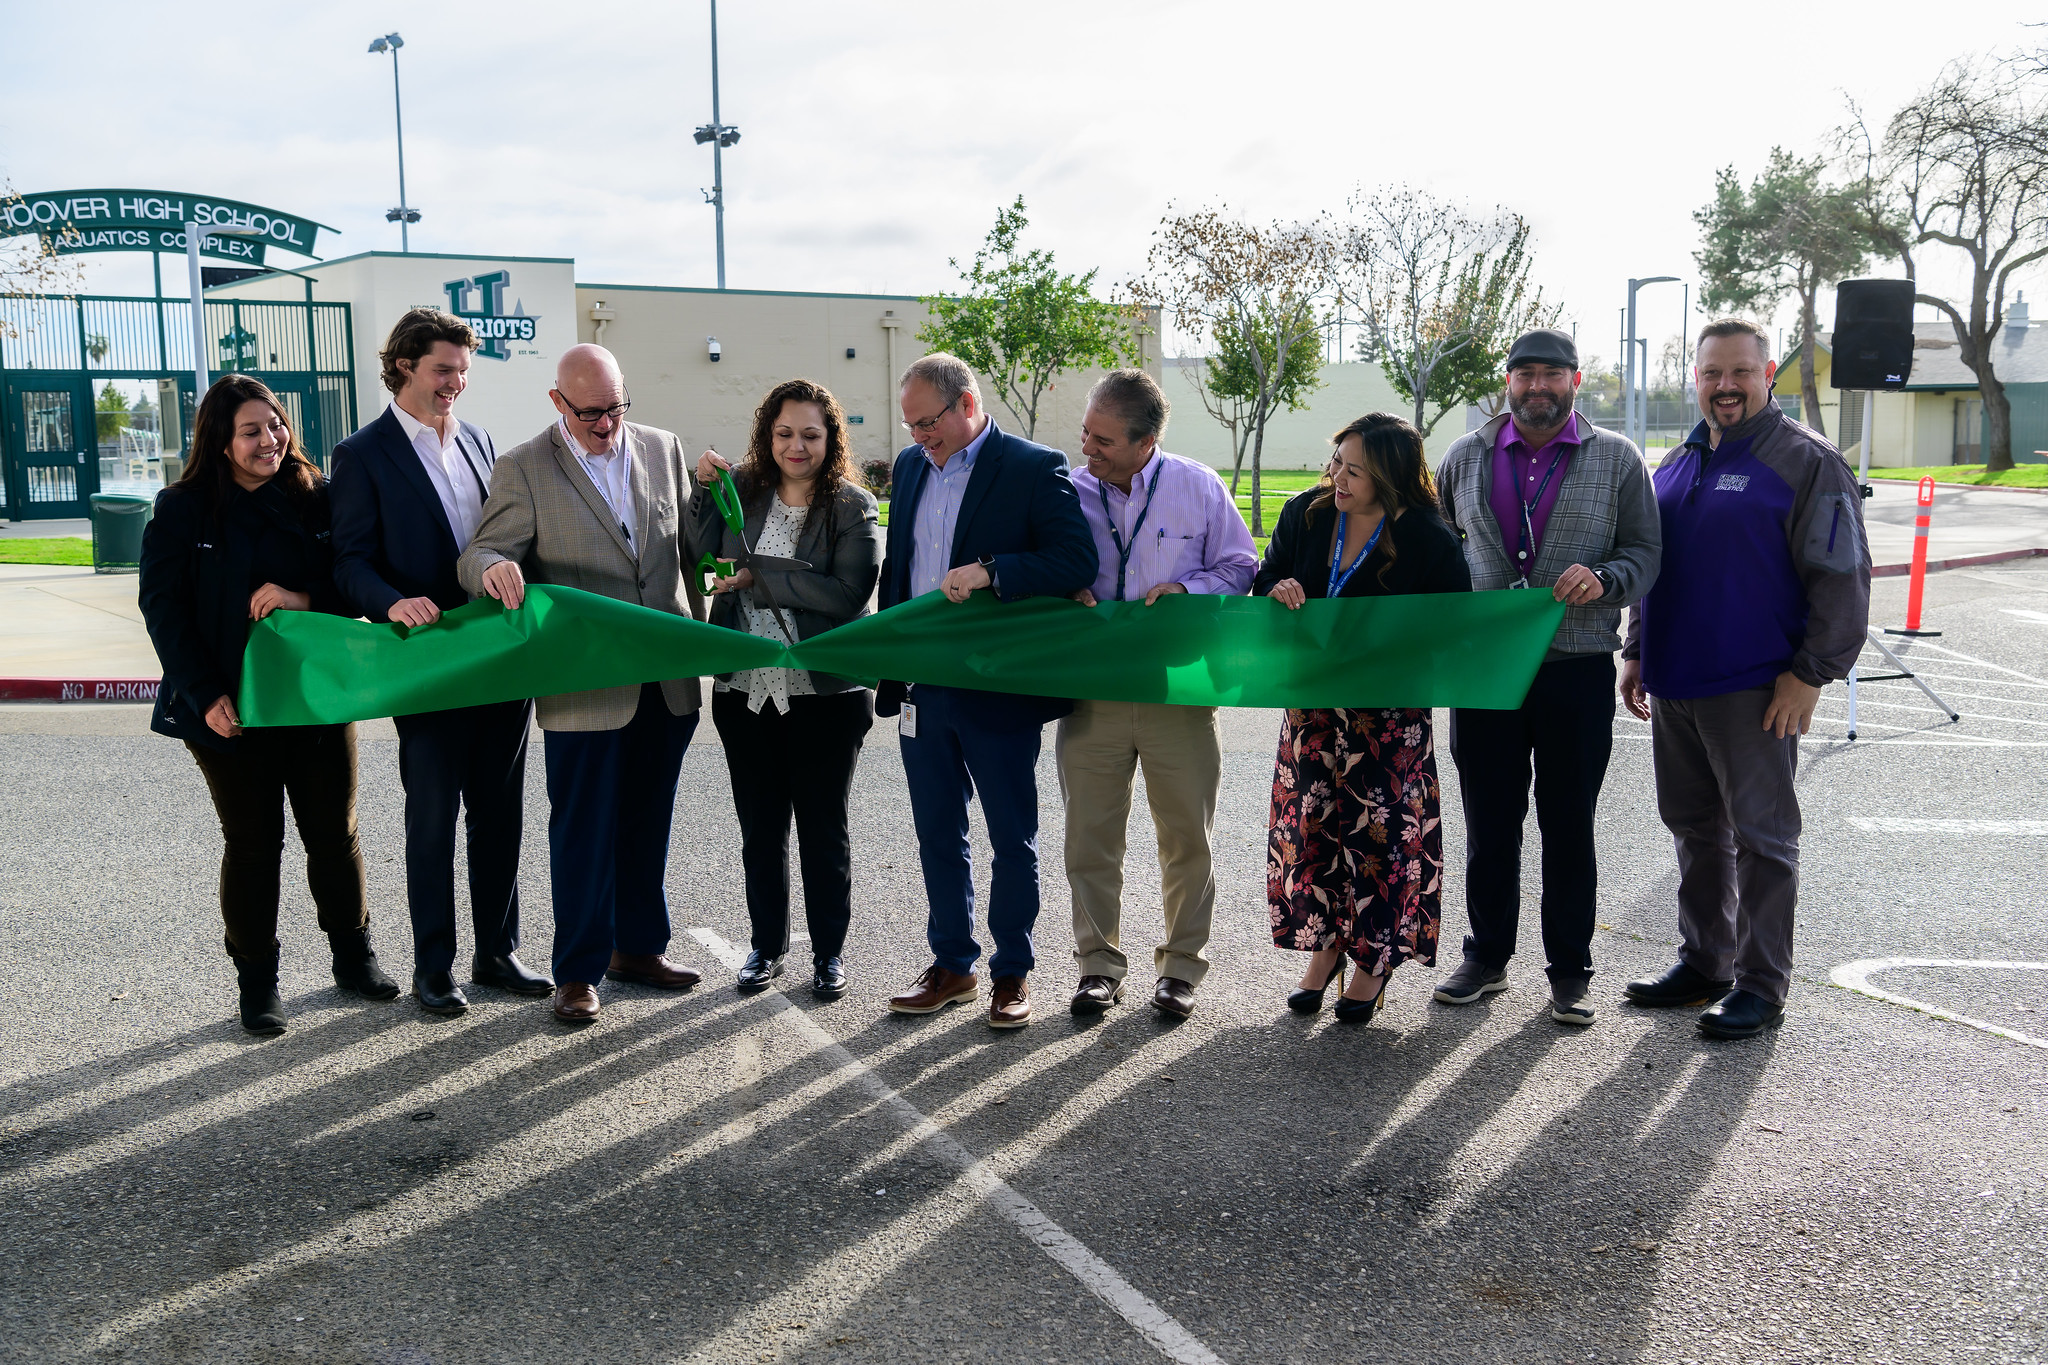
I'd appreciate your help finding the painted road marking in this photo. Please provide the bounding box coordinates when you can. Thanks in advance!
[686,926,1226,1365]
[1847,818,2048,836]
[1831,958,2048,1051]
[2000,609,2048,626]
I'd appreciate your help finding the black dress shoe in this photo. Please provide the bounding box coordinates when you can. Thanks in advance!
[1622,960,1734,1008]
[1333,976,1386,1024]
[736,951,785,994]
[1698,989,1785,1039]
[329,929,401,1001]
[812,955,848,1000]
[414,970,470,1015]
[1288,958,1345,1015]
[474,952,554,996]
[1071,975,1124,1015]
[1152,977,1196,1019]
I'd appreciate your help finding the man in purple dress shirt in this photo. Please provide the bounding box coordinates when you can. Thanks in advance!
[1433,329,1662,1025]
[1060,370,1257,1020]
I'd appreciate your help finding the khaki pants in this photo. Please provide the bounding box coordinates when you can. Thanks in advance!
[1055,699,1221,986]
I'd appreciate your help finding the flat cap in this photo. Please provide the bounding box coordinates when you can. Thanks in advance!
[1506,328,1578,371]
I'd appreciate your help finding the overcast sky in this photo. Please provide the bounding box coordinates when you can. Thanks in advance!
[4,0,2043,373]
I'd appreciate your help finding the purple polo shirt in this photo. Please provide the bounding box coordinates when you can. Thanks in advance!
[1488,410,1585,579]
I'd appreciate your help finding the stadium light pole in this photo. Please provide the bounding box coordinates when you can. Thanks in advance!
[693,0,741,289]
[367,33,421,252]
[1625,276,1679,449]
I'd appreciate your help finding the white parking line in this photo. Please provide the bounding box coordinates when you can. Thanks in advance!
[1830,957,2048,1051]
[686,927,1226,1365]
[1847,818,2048,836]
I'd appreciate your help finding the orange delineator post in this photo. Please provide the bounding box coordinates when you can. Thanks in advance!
[1904,475,1935,631]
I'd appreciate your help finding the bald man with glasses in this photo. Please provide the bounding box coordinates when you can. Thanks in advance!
[458,343,712,1024]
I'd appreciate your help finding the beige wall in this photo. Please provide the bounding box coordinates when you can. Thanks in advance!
[209,251,579,448]
[578,284,1160,468]
[1158,359,1466,471]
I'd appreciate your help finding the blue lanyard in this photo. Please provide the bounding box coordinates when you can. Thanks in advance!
[1513,446,1568,582]
[1098,457,1165,601]
[1327,511,1386,598]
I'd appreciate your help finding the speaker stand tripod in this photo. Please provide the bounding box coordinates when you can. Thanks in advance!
[1844,629,1959,740]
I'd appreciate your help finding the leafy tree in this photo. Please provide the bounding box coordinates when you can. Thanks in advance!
[1859,56,2048,472]
[95,382,132,442]
[917,196,1141,440]
[1693,148,1884,440]
[1135,207,1332,535]
[1193,301,1325,494]
[1340,188,1556,437]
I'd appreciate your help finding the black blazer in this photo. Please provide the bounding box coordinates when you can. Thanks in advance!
[689,478,883,693]
[1252,491,1473,599]
[138,477,346,751]
[875,420,1098,725]
[328,407,498,621]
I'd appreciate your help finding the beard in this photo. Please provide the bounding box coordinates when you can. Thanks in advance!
[1509,389,1569,430]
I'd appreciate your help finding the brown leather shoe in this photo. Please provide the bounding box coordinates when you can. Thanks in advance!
[606,952,702,990]
[989,975,1031,1029]
[553,982,599,1023]
[887,964,978,1014]
[1152,976,1196,1019]
[1070,975,1124,1015]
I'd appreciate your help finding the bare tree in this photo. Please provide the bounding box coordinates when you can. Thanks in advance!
[1863,58,2048,471]
[1338,188,1553,438]
[0,183,85,340]
[1133,207,1331,535]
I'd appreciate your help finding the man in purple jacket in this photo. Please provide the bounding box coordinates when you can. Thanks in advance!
[1620,318,1870,1038]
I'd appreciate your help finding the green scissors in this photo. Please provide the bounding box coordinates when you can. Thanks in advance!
[696,463,808,643]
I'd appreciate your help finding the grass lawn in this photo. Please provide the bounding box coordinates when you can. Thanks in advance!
[0,537,93,566]
[1865,464,2048,489]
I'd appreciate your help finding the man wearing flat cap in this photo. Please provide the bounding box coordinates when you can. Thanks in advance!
[1432,329,1662,1025]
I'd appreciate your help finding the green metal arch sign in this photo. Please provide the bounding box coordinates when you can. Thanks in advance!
[0,189,336,265]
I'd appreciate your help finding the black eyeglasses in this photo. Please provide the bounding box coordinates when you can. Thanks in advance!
[558,391,631,424]
[901,393,959,435]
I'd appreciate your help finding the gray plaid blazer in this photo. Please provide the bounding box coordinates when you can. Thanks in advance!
[1435,412,1661,658]
[458,420,709,731]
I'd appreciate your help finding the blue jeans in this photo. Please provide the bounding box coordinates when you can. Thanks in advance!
[541,685,698,988]
[897,684,1043,980]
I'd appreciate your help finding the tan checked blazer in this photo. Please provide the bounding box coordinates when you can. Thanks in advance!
[458,421,708,731]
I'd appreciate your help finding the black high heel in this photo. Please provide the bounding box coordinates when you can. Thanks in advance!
[1287,956,1346,1014]
[1333,971,1387,1024]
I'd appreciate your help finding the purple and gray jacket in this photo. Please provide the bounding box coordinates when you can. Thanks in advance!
[1623,400,1871,700]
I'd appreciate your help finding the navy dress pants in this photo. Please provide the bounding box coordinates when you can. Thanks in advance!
[897,684,1044,980]
[392,698,533,975]
[1448,652,1616,986]
[541,684,698,988]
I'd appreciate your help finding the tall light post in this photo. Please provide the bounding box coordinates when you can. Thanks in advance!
[367,33,421,251]
[1625,276,1679,449]
[693,0,741,289]
[184,222,264,396]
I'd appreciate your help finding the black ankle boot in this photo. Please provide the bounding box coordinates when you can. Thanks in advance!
[234,949,287,1035]
[329,927,401,1000]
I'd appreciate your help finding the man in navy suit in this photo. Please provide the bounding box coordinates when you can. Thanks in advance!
[880,353,1098,1029]
[328,308,551,1013]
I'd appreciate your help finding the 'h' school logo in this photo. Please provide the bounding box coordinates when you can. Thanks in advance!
[444,271,538,362]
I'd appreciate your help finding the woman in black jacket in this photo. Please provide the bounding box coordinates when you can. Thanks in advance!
[139,374,398,1035]
[691,379,883,1000]
[1254,412,1472,1025]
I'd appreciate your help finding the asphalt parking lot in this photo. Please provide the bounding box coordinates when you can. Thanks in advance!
[2,567,2045,1365]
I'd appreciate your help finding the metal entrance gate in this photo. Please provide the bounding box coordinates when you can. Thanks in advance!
[0,292,355,520]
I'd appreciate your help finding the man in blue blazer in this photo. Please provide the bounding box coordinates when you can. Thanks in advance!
[880,353,1098,1029]
[328,308,551,1013]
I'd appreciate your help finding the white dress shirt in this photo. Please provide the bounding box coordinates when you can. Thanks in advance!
[389,401,486,551]
[560,417,636,554]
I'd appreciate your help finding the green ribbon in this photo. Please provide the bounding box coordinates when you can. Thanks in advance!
[238,585,1564,727]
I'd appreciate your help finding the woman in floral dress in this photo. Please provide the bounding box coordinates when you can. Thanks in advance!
[1254,412,1472,1022]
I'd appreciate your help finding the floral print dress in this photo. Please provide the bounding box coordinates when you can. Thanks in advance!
[1267,706,1443,975]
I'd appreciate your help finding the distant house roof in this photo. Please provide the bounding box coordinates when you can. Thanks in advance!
[1783,299,2047,392]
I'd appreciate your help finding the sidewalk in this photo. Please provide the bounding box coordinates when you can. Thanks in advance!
[1863,480,2047,567]
[0,517,90,540]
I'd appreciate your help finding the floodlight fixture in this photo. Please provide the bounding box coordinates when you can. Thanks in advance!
[367,32,418,250]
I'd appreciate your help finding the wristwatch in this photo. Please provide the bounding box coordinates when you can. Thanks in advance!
[1591,566,1615,597]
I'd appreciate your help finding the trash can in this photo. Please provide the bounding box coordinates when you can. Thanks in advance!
[89,493,154,574]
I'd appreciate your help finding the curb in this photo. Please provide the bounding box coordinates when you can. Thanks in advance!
[1868,479,2048,497]
[1871,546,2048,579]
[0,678,160,703]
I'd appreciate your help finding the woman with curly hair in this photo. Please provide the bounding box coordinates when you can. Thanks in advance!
[692,379,882,1000]
[1254,412,1471,1023]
